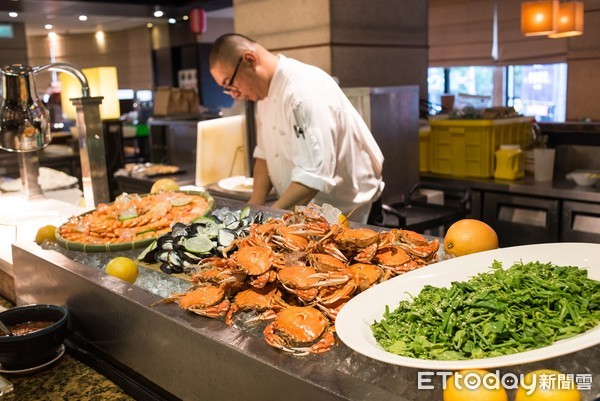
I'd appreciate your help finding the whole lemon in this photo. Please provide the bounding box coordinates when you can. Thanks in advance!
[105,256,139,284]
[444,219,498,257]
[515,369,581,401]
[443,369,508,401]
[150,178,179,194]
[35,224,57,245]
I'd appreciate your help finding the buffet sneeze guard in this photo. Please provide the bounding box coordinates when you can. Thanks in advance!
[0,63,109,206]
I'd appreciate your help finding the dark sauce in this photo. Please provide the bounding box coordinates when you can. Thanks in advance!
[0,321,54,336]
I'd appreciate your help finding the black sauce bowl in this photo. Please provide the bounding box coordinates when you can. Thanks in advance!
[0,304,68,370]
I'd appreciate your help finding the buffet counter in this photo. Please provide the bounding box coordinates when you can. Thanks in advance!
[10,196,600,401]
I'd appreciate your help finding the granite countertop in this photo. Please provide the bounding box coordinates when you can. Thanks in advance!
[0,298,134,401]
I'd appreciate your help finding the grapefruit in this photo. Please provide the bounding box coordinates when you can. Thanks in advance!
[150,178,179,194]
[444,219,498,257]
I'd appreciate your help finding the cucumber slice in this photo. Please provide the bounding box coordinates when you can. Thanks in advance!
[119,210,138,221]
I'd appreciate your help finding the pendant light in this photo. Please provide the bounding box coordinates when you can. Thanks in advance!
[548,1,584,38]
[521,0,558,36]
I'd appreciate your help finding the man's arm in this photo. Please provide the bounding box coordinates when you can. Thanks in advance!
[247,158,272,206]
[271,181,318,210]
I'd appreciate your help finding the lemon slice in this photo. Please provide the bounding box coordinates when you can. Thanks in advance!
[183,235,214,254]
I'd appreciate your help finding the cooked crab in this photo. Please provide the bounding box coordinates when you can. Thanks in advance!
[225,285,287,326]
[263,306,335,356]
[165,285,230,318]
[229,245,276,288]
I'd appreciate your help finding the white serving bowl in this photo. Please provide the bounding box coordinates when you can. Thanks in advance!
[566,170,600,187]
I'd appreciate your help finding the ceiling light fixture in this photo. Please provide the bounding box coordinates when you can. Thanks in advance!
[521,0,558,36]
[153,6,163,18]
[45,24,53,30]
[168,18,176,24]
[548,1,584,38]
[79,15,88,21]
[8,12,18,18]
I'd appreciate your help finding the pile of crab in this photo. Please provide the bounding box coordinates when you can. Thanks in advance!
[162,203,440,356]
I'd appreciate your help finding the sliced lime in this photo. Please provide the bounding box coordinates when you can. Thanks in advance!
[192,216,217,225]
[171,196,193,207]
[137,240,157,261]
[239,206,251,220]
[183,235,215,254]
[195,220,221,239]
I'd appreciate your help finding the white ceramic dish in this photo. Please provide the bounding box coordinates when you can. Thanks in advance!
[218,175,254,193]
[566,169,600,187]
[336,242,600,370]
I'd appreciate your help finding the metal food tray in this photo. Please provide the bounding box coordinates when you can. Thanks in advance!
[12,198,600,401]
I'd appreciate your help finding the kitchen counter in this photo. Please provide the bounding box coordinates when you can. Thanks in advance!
[420,172,600,246]
[421,172,600,204]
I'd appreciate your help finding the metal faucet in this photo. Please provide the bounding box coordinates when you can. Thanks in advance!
[0,63,110,207]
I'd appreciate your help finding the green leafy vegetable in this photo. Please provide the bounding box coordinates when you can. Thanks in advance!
[371,261,600,360]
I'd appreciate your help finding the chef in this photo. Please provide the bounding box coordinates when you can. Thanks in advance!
[209,33,384,224]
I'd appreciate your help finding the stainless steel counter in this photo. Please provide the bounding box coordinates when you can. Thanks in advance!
[422,173,600,204]
[421,173,600,245]
[11,197,600,401]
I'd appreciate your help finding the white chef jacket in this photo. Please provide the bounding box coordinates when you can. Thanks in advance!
[254,55,384,223]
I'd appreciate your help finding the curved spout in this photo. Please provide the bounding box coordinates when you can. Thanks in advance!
[33,62,91,98]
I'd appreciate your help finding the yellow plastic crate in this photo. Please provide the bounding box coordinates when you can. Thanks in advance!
[419,126,431,173]
[428,117,532,178]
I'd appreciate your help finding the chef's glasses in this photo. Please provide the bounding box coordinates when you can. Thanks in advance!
[222,56,243,96]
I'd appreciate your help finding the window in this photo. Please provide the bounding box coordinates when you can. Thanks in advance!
[428,63,567,122]
[448,66,494,98]
[507,63,567,123]
[427,67,445,111]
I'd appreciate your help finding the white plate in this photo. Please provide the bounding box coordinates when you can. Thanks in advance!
[218,175,254,193]
[0,344,65,374]
[336,242,600,370]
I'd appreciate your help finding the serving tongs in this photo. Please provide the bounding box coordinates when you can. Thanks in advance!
[0,318,14,337]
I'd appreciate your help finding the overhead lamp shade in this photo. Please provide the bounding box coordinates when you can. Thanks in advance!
[548,1,584,38]
[521,0,558,36]
[59,66,120,120]
[189,8,207,34]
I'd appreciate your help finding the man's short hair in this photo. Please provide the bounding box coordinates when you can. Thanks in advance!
[209,33,256,68]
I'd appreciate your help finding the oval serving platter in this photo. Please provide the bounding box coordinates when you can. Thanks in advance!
[55,190,214,253]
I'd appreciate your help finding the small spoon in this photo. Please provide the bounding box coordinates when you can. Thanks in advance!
[0,319,13,337]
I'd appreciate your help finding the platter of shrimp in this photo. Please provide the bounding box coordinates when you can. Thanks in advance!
[56,190,214,252]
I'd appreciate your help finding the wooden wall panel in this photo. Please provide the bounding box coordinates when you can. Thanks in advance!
[234,0,427,91]
[27,26,153,93]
